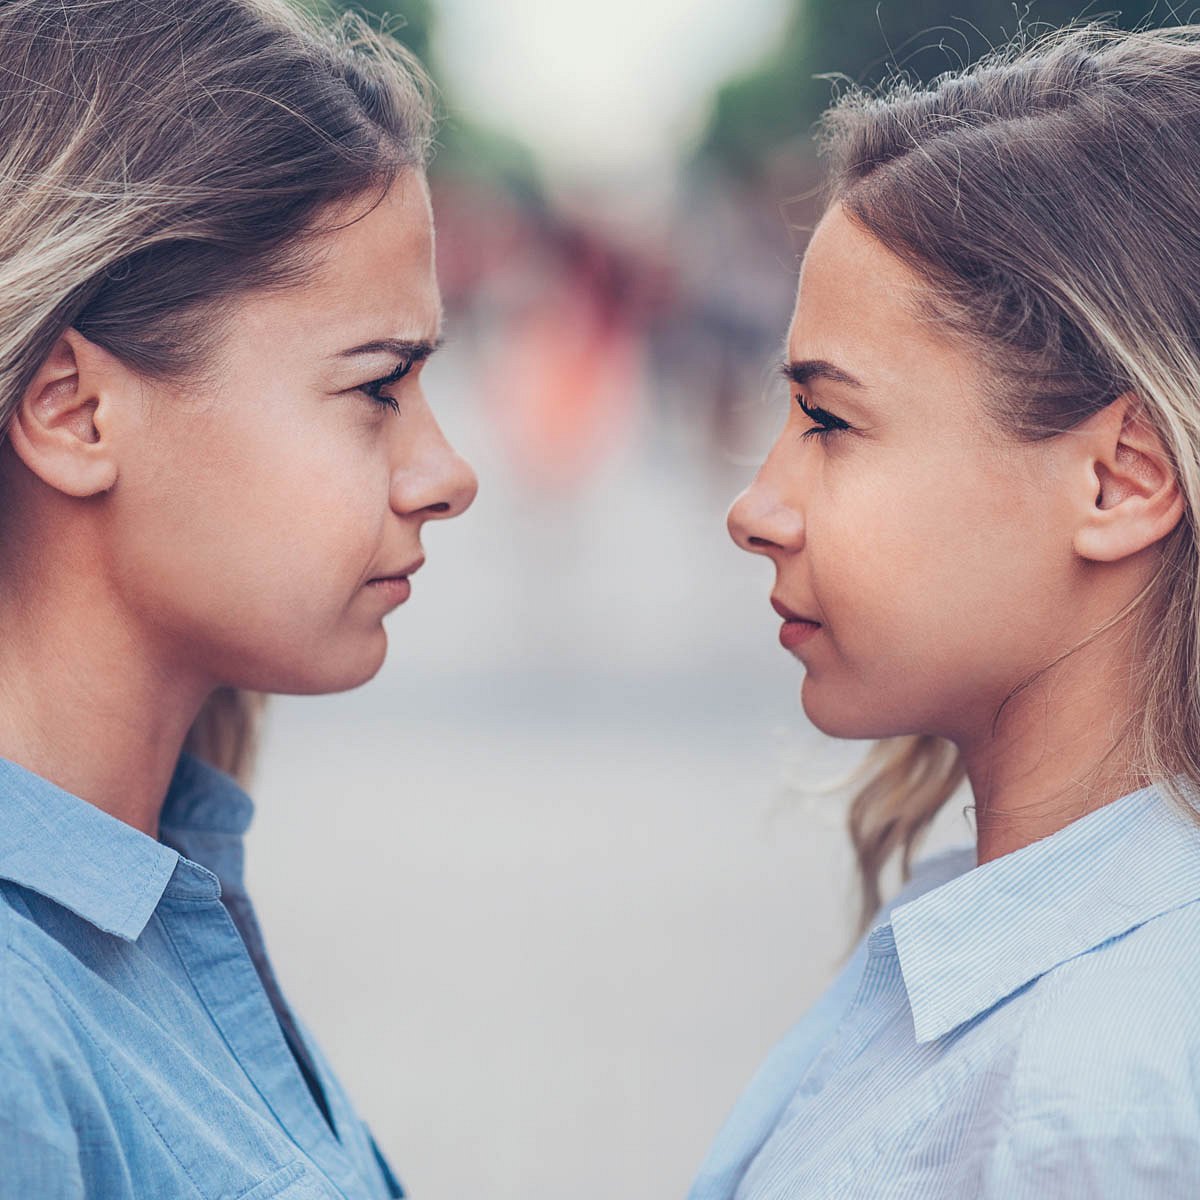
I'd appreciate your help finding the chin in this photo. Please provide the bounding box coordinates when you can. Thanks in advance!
[230,627,390,696]
[799,675,906,741]
[306,638,389,695]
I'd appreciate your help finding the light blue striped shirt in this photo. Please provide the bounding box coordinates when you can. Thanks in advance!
[689,777,1200,1198]
[0,750,404,1199]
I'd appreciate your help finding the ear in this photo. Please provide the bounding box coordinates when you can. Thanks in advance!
[6,327,121,497]
[1071,392,1185,564]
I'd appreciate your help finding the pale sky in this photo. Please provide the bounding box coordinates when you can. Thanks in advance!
[435,0,790,182]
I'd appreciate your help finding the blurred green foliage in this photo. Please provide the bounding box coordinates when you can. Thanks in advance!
[700,1,1177,174]
[297,0,542,194]
[294,0,433,61]
[336,0,434,62]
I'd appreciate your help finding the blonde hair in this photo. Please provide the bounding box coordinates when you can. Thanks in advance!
[810,22,1200,935]
[0,0,436,786]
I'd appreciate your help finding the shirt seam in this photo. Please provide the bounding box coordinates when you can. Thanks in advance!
[0,885,12,1067]
[7,943,208,1200]
[156,905,349,1198]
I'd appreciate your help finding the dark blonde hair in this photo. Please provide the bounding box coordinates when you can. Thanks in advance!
[0,0,436,784]
[811,23,1200,934]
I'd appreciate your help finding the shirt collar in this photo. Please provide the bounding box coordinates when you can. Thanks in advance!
[0,750,254,942]
[890,776,1200,1043]
[157,752,255,898]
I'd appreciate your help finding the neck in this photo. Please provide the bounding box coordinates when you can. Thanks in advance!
[961,627,1149,866]
[0,543,211,841]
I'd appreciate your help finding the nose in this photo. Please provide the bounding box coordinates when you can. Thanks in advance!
[391,406,478,522]
[727,468,804,558]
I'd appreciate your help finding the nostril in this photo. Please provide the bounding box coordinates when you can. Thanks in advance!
[748,535,776,549]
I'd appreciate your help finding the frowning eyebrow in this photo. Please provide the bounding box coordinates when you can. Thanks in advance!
[779,359,865,388]
[337,335,446,362]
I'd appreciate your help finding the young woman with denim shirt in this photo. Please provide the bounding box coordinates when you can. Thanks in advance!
[0,3,476,1195]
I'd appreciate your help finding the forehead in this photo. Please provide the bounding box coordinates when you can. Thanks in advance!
[313,172,440,336]
[788,203,985,411]
[233,172,442,355]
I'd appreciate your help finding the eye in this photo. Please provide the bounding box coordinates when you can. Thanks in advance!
[357,359,414,414]
[796,393,850,440]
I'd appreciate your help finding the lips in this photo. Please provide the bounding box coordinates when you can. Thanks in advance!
[771,594,823,654]
[368,557,424,584]
[771,595,821,625]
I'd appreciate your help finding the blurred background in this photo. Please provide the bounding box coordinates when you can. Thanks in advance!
[248,2,1171,1197]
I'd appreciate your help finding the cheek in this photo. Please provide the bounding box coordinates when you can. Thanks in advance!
[820,451,1036,609]
[113,400,390,648]
[815,456,1053,680]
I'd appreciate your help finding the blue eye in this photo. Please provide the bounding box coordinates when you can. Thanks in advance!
[797,394,849,440]
[358,359,413,414]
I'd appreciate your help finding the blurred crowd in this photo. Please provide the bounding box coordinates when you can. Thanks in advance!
[431,155,811,494]
[374,0,1176,495]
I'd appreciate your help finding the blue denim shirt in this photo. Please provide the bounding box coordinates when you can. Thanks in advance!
[689,778,1200,1198]
[0,750,404,1199]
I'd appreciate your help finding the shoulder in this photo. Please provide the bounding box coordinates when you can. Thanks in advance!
[995,899,1200,1127]
[0,883,99,1160]
[0,879,96,1035]
[0,929,87,1198]
[953,909,1200,1196]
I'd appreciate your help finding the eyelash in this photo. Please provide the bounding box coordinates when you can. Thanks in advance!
[796,394,849,440]
[358,360,414,414]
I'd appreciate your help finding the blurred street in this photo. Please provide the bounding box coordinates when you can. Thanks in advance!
[238,1,1143,1193]
[246,351,973,1200]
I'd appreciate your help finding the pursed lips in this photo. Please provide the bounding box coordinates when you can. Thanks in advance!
[368,556,424,584]
[771,595,821,625]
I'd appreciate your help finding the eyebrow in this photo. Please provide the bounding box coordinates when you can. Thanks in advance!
[337,335,446,363]
[779,358,865,388]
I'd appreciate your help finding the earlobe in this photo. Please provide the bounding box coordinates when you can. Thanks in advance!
[1072,393,1185,564]
[7,329,119,498]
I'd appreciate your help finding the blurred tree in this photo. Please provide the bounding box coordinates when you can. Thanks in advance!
[343,0,433,62]
[293,0,542,197]
[699,0,1173,174]
[293,0,433,62]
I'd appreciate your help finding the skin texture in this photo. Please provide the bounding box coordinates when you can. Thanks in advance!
[728,203,1185,866]
[0,171,477,836]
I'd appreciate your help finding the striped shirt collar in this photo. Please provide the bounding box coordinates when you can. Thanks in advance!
[890,776,1200,1044]
[0,751,254,942]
